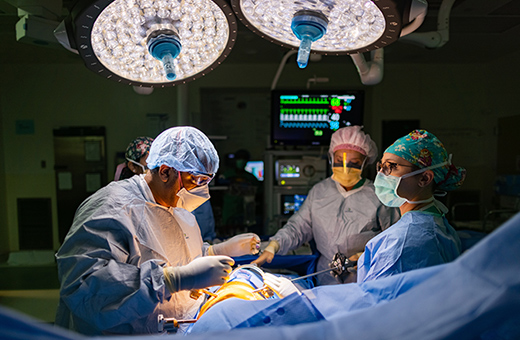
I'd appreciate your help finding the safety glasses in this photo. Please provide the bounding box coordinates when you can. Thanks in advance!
[189,171,215,186]
[376,160,415,176]
[332,152,364,170]
[332,161,363,170]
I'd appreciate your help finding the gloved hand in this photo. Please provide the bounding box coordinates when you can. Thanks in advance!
[209,233,261,257]
[251,240,279,266]
[163,256,234,293]
[263,273,300,298]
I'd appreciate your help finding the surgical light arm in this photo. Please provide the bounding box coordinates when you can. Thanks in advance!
[399,0,456,49]
[350,49,384,86]
[350,0,429,86]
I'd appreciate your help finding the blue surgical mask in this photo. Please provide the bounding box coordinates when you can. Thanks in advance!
[374,160,449,207]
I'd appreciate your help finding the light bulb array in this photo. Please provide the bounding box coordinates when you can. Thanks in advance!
[70,0,237,86]
[238,0,385,52]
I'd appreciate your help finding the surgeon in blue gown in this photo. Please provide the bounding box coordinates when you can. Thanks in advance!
[55,126,260,335]
[358,129,466,282]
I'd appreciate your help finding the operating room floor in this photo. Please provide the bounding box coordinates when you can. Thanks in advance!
[0,253,60,323]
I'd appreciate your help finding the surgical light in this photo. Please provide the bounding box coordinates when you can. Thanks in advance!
[231,0,427,69]
[58,0,237,87]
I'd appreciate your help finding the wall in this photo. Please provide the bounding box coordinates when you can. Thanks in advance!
[0,91,7,254]
[1,49,519,253]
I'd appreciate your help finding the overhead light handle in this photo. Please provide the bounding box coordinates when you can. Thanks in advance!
[291,10,328,69]
[147,30,182,81]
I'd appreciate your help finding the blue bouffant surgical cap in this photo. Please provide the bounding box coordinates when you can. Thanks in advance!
[146,126,219,174]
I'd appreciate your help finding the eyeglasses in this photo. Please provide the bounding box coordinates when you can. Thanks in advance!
[376,160,415,176]
[189,171,215,186]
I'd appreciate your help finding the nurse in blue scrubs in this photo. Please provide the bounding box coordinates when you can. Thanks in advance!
[357,129,467,283]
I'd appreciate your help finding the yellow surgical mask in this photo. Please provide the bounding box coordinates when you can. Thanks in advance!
[332,167,362,188]
[331,152,365,188]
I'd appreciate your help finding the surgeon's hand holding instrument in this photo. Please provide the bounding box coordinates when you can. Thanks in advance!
[329,252,358,283]
[209,233,261,256]
[163,256,234,293]
[267,252,356,284]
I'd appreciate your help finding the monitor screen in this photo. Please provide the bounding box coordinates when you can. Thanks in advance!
[271,90,364,146]
[279,164,300,178]
[245,161,264,181]
[282,194,307,215]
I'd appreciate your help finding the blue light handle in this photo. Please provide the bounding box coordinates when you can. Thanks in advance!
[296,35,312,68]
[291,11,328,69]
[147,33,182,81]
[162,53,176,80]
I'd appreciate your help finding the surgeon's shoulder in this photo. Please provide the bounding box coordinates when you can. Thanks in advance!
[399,212,438,235]
[78,179,144,216]
[360,178,376,192]
[310,177,337,193]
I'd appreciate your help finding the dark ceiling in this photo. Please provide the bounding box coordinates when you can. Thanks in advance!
[1,0,519,66]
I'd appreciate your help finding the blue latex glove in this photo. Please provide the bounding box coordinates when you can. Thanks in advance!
[164,256,234,292]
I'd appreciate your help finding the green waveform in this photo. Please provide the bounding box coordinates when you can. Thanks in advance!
[280,108,330,115]
[280,97,330,104]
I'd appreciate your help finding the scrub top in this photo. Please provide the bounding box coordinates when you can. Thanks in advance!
[357,201,461,283]
[272,177,399,285]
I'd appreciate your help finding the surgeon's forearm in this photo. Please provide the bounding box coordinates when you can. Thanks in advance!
[264,240,280,255]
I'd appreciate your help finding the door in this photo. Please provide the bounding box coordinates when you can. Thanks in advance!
[53,127,107,243]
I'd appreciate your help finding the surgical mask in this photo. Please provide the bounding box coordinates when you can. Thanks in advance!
[374,160,449,207]
[331,153,365,188]
[176,185,210,212]
[126,158,148,174]
[176,173,210,212]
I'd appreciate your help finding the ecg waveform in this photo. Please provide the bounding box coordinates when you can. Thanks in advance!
[280,122,330,129]
[272,91,363,145]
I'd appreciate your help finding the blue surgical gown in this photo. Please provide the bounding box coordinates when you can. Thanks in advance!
[188,213,520,339]
[272,178,400,285]
[2,214,520,340]
[357,208,461,283]
[55,175,208,335]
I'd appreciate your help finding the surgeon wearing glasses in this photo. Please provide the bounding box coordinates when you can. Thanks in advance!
[55,126,260,336]
[357,129,466,283]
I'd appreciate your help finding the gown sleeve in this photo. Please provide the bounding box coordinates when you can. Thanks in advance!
[56,216,170,331]
[271,189,315,255]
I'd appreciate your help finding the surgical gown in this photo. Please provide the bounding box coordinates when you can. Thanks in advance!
[189,214,520,339]
[55,175,208,335]
[357,204,461,283]
[271,178,399,285]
